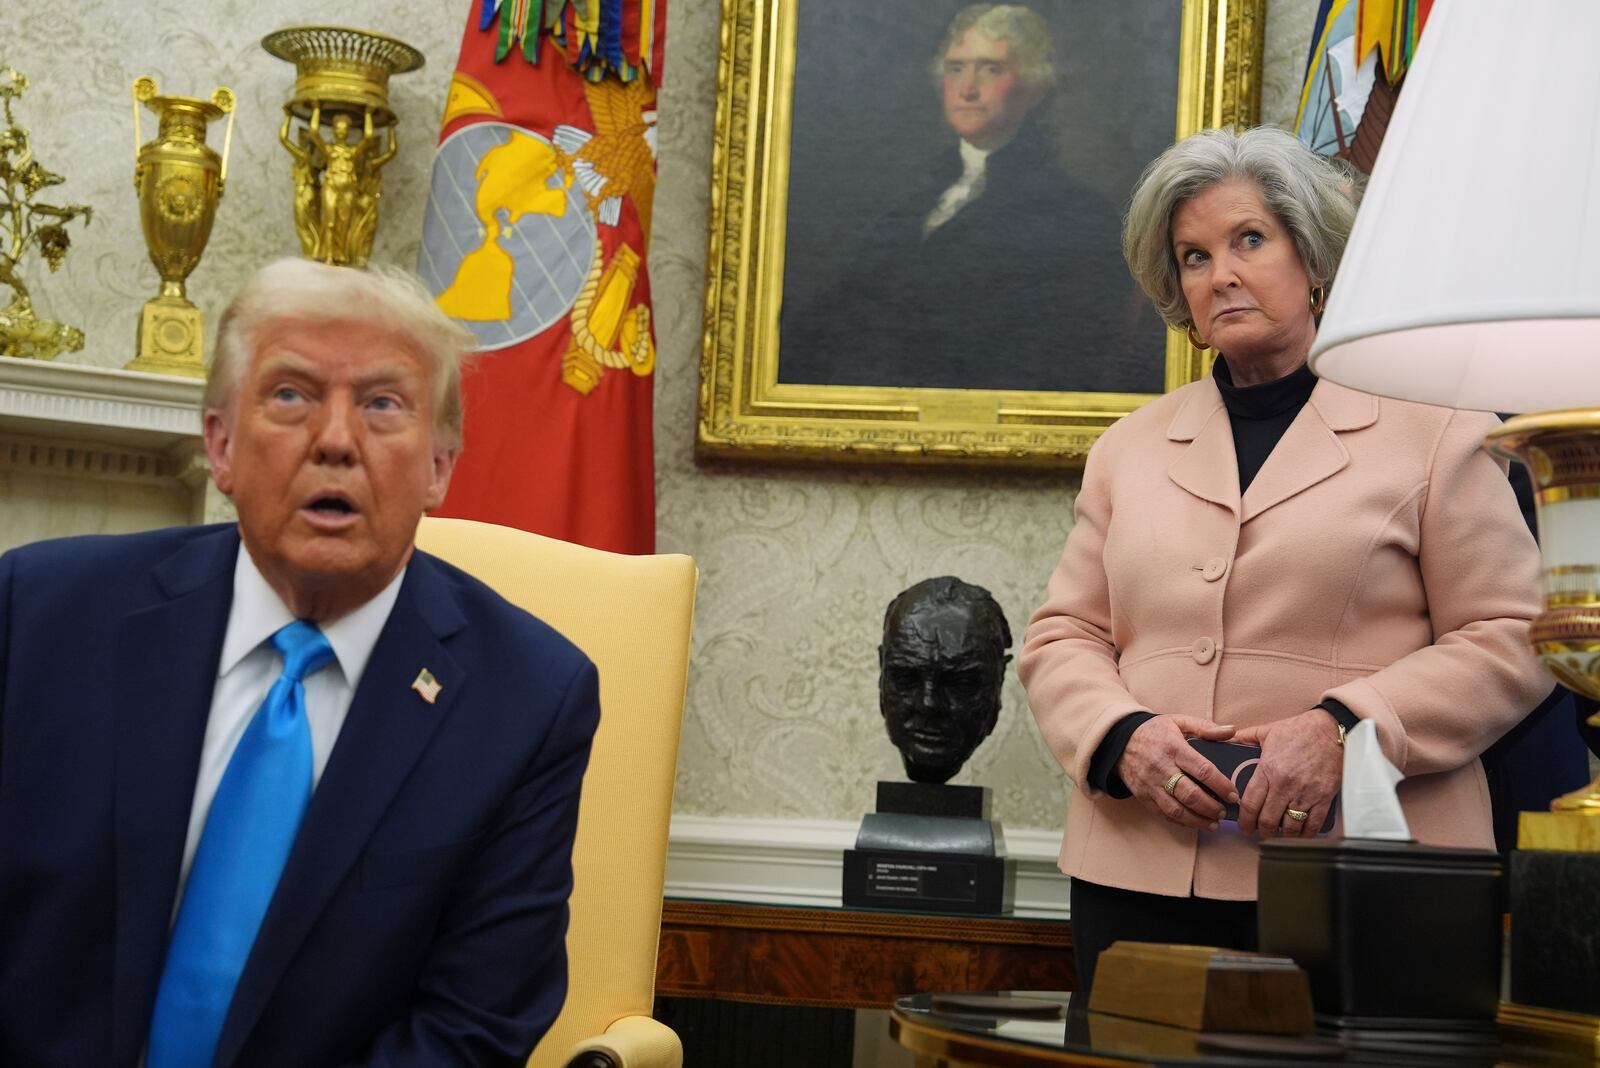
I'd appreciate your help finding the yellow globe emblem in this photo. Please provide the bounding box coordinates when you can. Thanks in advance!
[419,122,595,350]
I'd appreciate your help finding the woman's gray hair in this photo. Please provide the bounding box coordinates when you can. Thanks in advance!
[929,4,1056,94]
[1122,126,1362,328]
[205,258,475,449]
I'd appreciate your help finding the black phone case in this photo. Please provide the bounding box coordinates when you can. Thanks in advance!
[1186,738,1338,833]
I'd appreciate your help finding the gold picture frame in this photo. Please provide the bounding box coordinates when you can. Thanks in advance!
[697,0,1266,468]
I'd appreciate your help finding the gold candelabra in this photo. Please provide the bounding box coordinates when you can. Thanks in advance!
[0,67,91,361]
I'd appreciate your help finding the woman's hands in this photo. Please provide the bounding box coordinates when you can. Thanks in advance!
[1233,709,1344,838]
[1116,716,1241,831]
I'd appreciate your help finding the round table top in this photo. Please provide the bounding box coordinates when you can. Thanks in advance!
[889,991,1580,1067]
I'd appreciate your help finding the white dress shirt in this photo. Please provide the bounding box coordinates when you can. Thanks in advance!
[175,547,406,899]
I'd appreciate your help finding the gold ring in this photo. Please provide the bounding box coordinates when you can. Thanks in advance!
[1162,771,1185,796]
[1286,808,1310,822]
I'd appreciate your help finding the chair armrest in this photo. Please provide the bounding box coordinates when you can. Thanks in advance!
[562,1014,683,1068]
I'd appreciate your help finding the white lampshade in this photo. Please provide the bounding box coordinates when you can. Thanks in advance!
[1308,1,1600,413]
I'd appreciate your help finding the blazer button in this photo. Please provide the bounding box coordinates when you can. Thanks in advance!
[1192,637,1216,664]
[1201,557,1227,582]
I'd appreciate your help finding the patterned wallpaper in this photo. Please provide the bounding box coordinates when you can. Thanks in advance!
[0,0,1317,830]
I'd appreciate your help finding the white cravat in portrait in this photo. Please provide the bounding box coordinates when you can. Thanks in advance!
[923,139,993,236]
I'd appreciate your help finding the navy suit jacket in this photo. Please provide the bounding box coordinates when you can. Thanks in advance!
[0,524,600,1068]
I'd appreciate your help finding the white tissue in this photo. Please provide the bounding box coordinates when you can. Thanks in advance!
[1340,720,1412,840]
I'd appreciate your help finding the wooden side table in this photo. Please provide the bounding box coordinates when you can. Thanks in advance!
[656,899,1075,1009]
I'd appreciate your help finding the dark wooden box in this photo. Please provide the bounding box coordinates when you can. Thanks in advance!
[1257,838,1502,1029]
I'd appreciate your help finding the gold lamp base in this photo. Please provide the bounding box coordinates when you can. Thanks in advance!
[1553,779,1600,814]
[1489,411,1600,1054]
[1499,1001,1600,1059]
[1488,410,1600,816]
[1520,810,1600,854]
[128,295,205,378]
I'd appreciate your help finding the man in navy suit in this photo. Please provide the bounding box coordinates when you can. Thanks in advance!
[0,259,599,1067]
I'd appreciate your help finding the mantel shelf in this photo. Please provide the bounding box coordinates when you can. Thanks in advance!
[0,355,204,452]
[0,355,225,549]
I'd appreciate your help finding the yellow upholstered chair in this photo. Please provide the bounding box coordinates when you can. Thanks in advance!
[414,517,696,1068]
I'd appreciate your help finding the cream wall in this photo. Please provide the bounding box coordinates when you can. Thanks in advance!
[0,0,1317,830]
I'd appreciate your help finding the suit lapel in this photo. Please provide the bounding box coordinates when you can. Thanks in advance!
[215,554,467,1067]
[1240,378,1377,523]
[1166,377,1242,515]
[110,528,238,1068]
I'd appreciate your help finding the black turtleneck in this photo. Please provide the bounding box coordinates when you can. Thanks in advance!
[1084,356,1358,798]
[1213,355,1319,494]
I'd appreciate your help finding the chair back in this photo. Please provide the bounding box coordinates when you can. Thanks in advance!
[414,517,696,1067]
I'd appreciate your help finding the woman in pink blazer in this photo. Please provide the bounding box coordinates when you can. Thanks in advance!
[1019,127,1552,992]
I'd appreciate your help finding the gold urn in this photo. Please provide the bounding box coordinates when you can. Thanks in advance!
[1488,412,1600,817]
[129,76,234,378]
[262,27,424,267]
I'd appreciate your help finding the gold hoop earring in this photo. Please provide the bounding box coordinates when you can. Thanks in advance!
[1310,285,1326,316]
[1186,323,1210,351]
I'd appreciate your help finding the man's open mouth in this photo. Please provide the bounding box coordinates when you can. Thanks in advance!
[302,493,359,523]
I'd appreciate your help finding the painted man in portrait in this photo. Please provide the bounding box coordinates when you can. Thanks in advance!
[781,3,1160,395]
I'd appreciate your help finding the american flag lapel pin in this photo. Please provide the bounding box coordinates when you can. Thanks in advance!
[412,668,442,705]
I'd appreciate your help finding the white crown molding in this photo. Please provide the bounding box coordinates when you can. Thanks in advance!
[0,431,196,485]
[666,814,1070,919]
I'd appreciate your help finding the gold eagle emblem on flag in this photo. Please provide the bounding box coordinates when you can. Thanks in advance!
[555,77,658,395]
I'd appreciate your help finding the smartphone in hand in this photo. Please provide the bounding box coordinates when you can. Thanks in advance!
[1186,738,1338,833]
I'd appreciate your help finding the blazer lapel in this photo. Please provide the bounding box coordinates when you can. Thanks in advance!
[214,554,467,1068]
[110,528,238,1068]
[1240,379,1378,523]
[1166,376,1242,515]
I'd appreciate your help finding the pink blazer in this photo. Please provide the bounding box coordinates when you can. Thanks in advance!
[1019,374,1550,900]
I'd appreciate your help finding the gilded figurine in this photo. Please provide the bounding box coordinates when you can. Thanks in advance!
[262,26,423,269]
[0,68,91,360]
[279,113,320,257]
[348,113,397,265]
[289,104,397,267]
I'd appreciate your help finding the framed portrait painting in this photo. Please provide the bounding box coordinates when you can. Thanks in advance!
[697,0,1267,467]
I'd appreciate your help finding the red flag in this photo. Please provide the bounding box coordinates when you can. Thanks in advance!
[419,1,664,554]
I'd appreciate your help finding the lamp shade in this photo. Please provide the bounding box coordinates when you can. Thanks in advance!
[1308,1,1600,413]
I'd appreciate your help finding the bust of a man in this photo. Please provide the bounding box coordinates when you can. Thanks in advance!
[878,577,1013,784]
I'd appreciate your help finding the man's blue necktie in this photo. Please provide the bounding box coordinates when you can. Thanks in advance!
[146,620,334,1068]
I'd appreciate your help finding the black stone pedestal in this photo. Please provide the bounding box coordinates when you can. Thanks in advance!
[1509,848,1600,1015]
[876,781,988,819]
[842,848,1013,914]
[842,781,1015,914]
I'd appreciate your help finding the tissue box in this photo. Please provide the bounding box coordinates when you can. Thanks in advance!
[1256,839,1502,1029]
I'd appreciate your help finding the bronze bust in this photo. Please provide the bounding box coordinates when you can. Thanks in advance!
[879,577,1012,784]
